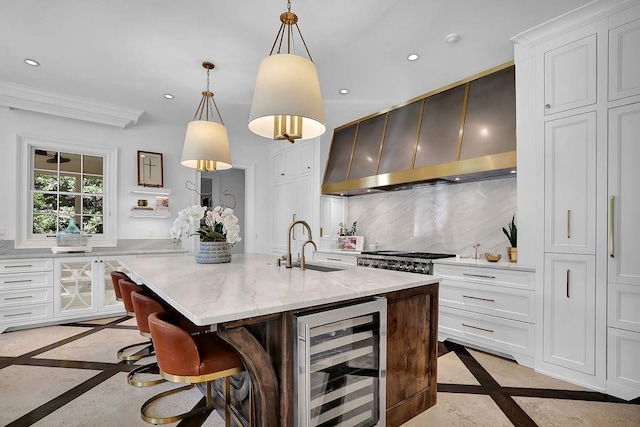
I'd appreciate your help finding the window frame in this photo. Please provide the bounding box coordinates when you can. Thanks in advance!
[17,134,118,248]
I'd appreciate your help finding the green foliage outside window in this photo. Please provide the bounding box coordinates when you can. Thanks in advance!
[31,150,105,236]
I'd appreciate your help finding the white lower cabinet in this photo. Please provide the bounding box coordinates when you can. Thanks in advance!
[313,251,358,266]
[607,328,640,400]
[543,253,596,375]
[54,256,132,318]
[0,258,54,332]
[434,262,535,367]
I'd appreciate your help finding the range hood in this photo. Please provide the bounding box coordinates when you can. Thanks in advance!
[322,62,516,196]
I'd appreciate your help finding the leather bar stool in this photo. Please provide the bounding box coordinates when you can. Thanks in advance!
[109,271,129,302]
[127,290,168,387]
[116,278,154,361]
[141,311,247,426]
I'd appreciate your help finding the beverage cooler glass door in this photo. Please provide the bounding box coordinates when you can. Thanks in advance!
[293,297,387,427]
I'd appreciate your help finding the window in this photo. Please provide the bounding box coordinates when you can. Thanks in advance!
[17,135,118,248]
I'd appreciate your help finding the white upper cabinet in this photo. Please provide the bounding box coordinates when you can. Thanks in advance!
[544,112,597,254]
[608,103,640,285]
[609,17,640,101]
[544,34,597,115]
[271,146,297,181]
[544,253,596,375]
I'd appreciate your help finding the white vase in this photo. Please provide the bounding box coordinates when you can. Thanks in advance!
[195,241,231,264]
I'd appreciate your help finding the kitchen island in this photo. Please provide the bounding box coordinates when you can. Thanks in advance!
[122,253,440,426]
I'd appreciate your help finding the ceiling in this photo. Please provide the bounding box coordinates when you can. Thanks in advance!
[0,0,592,138]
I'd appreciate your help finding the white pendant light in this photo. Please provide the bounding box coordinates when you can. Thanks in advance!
[248,0,326,143]
[181,62,232,171]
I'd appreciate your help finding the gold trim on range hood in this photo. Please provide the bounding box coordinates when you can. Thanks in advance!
[322,61,516,196]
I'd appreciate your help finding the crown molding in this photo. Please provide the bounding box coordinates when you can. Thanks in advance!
[0,80,144,128]
[511,0,632,48]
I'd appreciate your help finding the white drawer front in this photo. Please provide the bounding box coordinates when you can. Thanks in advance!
[314,252,358,265]
[439,306,534,357]
[440,280,534,323]
[607,327,640,389]
[0,272,53,289]
[434,264,534,290]
[0,303,53,324]
[608,283,640,333]
[0,288,53,307]
[0,258,53,273]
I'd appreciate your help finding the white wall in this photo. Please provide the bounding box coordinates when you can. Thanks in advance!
[0,104,272,253]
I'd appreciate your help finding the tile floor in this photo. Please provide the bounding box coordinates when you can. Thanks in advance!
[1,317,639,426]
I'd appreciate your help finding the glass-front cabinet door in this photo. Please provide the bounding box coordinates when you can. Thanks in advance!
[54,258,95,316]
[100,256,132,311]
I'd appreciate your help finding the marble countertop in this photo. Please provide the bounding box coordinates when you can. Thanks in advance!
[314,249,361,255]
[122,253,439,326]
[432,257,535,272]
[0,246,188,260]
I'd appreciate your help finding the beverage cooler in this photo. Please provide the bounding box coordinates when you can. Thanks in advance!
[293,298,387,427]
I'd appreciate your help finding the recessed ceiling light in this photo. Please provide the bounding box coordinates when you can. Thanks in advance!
[163,94,174,99]
[510,170,517,174]
[339,88,349,95]
[24,58,40,66]
[407,54,419,61]
[445,33,461,44]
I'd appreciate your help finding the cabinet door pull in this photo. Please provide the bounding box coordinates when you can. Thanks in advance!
[4,264,33,269]
[5,295,32,301]
[462,273,496,279]
[566,269,570,298]
[462,323,494,333]
[4,279,33,284]
[4,312,32,318]
[462,295,495,303]
[609,196,615,258]
[567,210,571,239]
[545,103,551,109]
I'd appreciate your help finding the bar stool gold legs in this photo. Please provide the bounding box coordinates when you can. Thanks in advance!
[127,362,167,387]
[117,340,154,362]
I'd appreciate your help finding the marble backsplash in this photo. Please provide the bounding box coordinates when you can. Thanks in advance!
[347,176,517,258]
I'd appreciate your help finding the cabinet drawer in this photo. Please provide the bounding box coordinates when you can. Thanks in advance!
[608,283,640,333]
[0,272,53,289]
[0,303,53,325]
[434,264,534,290]
[439,306,534,357]
[0,288,53,307]
[0,258,53,273]
[314,252,358,266]
[440,279,534,323]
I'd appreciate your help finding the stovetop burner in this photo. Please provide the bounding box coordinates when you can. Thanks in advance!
[360,251,454,260]
[356,251,455,274]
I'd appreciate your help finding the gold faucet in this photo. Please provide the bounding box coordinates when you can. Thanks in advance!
[286,220,316,268]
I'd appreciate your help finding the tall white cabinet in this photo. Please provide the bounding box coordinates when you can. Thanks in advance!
[270,140,319,258]
[513,0,640,400]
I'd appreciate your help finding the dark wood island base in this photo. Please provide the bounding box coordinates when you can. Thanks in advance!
[217,284,439,426]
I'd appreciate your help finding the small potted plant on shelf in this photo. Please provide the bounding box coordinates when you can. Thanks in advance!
[502,214,517,262]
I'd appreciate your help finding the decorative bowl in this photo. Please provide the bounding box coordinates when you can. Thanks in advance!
[484,253,501,262]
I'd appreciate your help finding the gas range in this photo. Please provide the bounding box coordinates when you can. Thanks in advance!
[356,251,455,274]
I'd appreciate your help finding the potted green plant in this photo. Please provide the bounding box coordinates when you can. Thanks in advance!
[502,215,517,262]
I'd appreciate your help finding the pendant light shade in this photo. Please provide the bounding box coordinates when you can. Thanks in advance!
[249,54,325,141]
[180,61,232,171]
[248,2,326,143]
[181,121,231,171]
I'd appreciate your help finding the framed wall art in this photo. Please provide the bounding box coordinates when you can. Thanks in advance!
[137,150,164,187]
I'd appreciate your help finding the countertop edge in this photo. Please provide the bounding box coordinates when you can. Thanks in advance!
[432,257,535,272]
